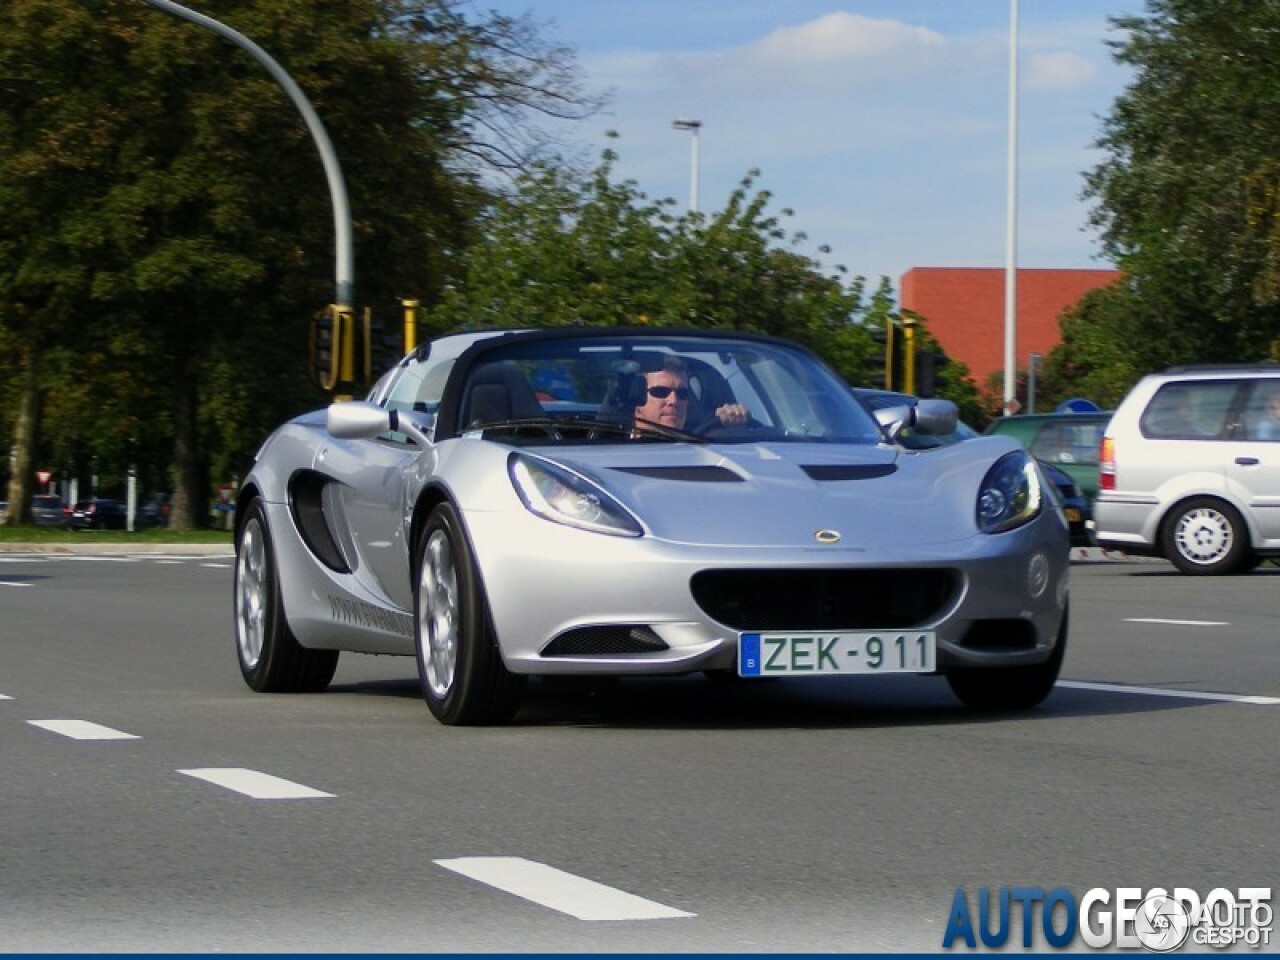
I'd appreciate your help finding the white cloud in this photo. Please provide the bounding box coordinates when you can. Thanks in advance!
[746,12,944,65]
[1025,51,1095,91]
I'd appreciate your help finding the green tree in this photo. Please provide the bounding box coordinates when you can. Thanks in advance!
[1080,0,1280,379]
[432,142,886,383]
[0,0,594,527]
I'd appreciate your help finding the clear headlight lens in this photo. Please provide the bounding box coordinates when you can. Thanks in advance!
[976,450,1043,534]
[509,453,643,537]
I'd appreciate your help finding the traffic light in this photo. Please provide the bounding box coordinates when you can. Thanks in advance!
[916,350,950,398]
[310,304,340,391]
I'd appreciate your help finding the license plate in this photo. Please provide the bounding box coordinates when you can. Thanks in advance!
[738,631,936,676]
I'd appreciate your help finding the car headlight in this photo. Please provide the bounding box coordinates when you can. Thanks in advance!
[508,453,643,537]
[976,450,1043,534]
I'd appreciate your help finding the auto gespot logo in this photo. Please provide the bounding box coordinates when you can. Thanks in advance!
[942,886,1272,951]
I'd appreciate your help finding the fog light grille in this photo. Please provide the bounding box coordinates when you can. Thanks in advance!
[542,625,668,656]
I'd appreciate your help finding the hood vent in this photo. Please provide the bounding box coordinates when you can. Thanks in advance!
[611,465,743,482]
[801,464,897,481]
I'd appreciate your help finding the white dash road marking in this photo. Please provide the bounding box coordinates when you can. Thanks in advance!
[0,580,32,587]
[29,719,140,740]
[1125,617,1229,626]
[179,768,334,800]
[0,694,11,700]
[1059,680,1279,705]
[435,856,695,921]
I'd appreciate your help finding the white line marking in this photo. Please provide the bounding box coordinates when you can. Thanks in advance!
[0,694,11,700]
[29,719,140,740]
[1059,680,1279,705]
[201,562,232,568]
[179,768,334,799]
[1125,617,1229,626]
[0,580,31,587]
[435,856,695,921]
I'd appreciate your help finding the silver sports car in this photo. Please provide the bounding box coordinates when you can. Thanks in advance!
[234,327,1070,725]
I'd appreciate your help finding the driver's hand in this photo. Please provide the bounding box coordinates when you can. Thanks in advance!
[714,403,749,425]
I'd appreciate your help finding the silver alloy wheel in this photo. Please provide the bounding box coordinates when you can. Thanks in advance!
[236,517,267,669]
[419,528,459,698]
[1173,506,1233,566]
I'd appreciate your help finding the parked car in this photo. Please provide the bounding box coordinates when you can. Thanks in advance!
[138,493,172,528]
[984,411,1112,506]
[30,494,67,528]
[67,498,128,531]
[234,327,1070,726]
[854,389,1092,546]
[1095,364,1280,574]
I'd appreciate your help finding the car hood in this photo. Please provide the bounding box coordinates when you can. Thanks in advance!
[541,437,1021,549]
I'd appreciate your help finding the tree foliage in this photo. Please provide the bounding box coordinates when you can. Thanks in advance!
[1066,0,1280,382]
[0,0,593,526]
[431,141,887,384]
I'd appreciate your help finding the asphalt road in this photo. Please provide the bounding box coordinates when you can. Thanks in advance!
[0,550,1275,952]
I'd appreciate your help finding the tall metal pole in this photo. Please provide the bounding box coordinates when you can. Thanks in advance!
[672,118,702,214]
[141,0,354,310]
[1003,0,1019,415]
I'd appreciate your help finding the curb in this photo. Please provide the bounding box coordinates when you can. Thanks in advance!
[0,543,234,556]
[1070,546,1158,564]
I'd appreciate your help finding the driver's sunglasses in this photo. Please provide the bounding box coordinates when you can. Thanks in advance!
[647,385,690,400]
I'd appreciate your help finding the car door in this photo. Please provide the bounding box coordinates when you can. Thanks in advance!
[1228,379,1280,543]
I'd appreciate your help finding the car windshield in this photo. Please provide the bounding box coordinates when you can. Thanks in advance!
[451,332,884,445]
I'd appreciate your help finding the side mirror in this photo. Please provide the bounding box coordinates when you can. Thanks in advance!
[912,398,959,436]
[327,401,432,448]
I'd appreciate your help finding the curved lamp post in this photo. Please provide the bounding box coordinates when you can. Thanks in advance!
[140,0,353,310]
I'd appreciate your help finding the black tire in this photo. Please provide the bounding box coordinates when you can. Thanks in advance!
[414,503,524,725]
[946,606,1068,711]
[1160,497,1253,575]
[234,499,338,693]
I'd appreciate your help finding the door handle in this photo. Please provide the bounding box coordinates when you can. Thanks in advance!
[1234,457,1260,466]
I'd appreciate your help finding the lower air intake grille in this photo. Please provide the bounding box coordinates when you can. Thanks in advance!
[690,568,956,631]
[543,625,669,657]
[958,619,1037,652]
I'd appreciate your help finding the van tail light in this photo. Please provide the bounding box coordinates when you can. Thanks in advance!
[1099,437,1116,491]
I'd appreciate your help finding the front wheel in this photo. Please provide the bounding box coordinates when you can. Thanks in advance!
[1160,497,1253,575]
[414,503,524,725]
[234,499,338,692]
[946,607,1068,711]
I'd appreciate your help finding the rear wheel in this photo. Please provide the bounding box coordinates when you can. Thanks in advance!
[946,606,1068,711]
[234,499,338,692]
[1160,497,1253,575]
[414,503,524,725]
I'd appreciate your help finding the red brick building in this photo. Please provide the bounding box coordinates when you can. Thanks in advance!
[899,267,1123,389]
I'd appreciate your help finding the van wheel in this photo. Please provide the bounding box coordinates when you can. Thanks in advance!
[1160,497,1252,575]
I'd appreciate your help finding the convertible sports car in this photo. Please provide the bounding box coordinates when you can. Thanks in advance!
[234,327,1070,725]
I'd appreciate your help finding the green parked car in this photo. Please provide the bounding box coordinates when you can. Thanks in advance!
[984,412,1112,505]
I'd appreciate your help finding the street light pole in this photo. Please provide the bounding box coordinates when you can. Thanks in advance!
[672,118,702,214]
[140,0,353,311]
[1003,0,1019,415]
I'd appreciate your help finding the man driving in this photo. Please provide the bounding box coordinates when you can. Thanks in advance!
[633,357,749,434]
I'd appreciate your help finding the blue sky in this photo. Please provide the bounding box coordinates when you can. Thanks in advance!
[469,1,1145,291]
